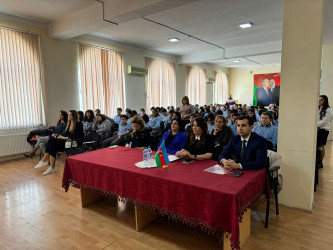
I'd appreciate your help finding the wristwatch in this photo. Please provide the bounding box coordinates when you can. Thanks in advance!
[193,154,197,160]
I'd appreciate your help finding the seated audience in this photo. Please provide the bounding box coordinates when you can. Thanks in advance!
[149,107,162,136]
[126,109,133,128]
[93,114,112,141]
[247,108,257,124]
[158,118,188,154]
[175,116,214,161]
[161,108,168,123]
[211,115,233,160]
[77,111,84,123]
[164,110,174,130]
[218,115,267,170]
[34,110,84,175]
[125,116,152,148]
[83,109,95,136]
[25,111,68,157]
[140,108,146,117]
[142,114,150,128]
[114,107,122,125]
[94,109,101,117]
[207,112,215,134]
[228,113,239,135]
[102,115,131,147]
[253,111,278,150]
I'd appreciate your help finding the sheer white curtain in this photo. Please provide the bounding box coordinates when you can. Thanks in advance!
[213,71,229,104]
[0,27,44,131]
[186,67,206,106]
[79,44,125,118]
[145,57,176,112]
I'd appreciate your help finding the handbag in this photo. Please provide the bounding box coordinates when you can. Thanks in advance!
[65,140,78,149]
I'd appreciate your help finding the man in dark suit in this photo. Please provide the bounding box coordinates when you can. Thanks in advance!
[218,116,267,170]
[255,79,272,106]
[269,79,280,106]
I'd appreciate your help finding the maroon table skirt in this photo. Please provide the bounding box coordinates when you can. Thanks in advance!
[62,147,269,249]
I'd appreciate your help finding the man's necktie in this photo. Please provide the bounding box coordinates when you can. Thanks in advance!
[241,140,247,162]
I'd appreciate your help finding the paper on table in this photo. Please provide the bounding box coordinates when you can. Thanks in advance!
[135,160,158,168]
[168,155,180,162]
[204,165,230,175]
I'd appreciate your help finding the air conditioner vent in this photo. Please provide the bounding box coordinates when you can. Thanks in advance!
[128,65,148,76]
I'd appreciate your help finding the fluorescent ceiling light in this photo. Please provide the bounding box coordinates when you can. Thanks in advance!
[168,37,179,42]
[239,22,253,29]
[234,60,241,63]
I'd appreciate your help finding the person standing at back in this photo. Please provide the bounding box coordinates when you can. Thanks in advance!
[317,95,333,168]
[180,96,196,128]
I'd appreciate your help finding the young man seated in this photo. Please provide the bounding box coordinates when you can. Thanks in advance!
[218,115,267,170]
[102,115,131,148]
[252,111,278,150]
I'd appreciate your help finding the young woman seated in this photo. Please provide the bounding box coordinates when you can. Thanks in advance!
[175,116,214,161]
[93,114,112,141]
[25,110,68,157]
[83,109,95,136]
[34,110,84,176]
[211,115,233,160]
[158,118,188,155]
[125,115,152,149]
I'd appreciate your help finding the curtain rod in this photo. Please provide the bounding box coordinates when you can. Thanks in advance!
[79,42,124,54]
[0,25,41,36]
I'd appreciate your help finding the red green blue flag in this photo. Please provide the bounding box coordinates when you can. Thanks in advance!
[155,140,170,167]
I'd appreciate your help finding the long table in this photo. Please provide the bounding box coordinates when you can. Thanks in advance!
[62,147,269,250]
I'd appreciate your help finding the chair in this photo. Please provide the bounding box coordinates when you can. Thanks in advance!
[265,150,282,228]
[83,132,101,150]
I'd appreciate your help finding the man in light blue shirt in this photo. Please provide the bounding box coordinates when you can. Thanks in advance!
[114,107,122,125]
[149,108,162,136]
[253,111,278,150]
[102,115,131,147]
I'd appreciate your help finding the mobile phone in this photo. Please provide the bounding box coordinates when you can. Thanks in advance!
[182,159,195,164]
[231,171,244,177]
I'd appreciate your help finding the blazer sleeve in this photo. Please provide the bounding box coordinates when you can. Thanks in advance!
[241,137,267,170]
[217,136,236,163]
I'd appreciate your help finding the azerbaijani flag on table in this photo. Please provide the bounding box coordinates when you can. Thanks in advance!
[155,140,170,167]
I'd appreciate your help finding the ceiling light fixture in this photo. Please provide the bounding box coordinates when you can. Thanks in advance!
[168,37,179,42]
[234,60,241,63]
[239,22,254,29]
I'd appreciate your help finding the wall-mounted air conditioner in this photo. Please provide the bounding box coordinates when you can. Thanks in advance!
[206,77,215,83]
[128,65,148,76]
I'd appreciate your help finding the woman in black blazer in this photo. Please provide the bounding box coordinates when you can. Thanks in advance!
[34,110,84,175]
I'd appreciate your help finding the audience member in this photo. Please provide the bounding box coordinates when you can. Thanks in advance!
[102,115,131,147]
[83,109,95,136]
[207,112,215,134]
[252,111,278,150]
[180,96,196,127]
[114,107,122,125]
[211,115,233,160]
[25,111,68,158]
[35,110,84,175]
[93,114,112,141]
[125,116,152,148]
[149,107,162,136]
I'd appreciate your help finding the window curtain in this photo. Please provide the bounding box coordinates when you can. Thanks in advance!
[0,27,44,131]
[79,44,125,118]
[186,67,206,106]
[145,57,176,112]
[213,71,229,104]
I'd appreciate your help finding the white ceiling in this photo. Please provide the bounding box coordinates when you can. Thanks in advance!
[0,0,332,68]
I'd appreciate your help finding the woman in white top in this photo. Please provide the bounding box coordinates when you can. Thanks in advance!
[317,95,333,167]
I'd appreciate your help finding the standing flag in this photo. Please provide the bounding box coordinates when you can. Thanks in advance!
[155,140,170,167]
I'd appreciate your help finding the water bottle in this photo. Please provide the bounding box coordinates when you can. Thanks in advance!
[143,147,148,166]
[147,146,153,165]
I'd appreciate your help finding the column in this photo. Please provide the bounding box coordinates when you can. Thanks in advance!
[278,0,324,210]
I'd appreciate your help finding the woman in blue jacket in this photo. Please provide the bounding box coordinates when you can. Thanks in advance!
[158,118,188,155]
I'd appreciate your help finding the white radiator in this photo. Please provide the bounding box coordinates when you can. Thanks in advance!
[0,132,32,156]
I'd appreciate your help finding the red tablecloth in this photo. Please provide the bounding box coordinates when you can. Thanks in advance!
[62,147,269,249]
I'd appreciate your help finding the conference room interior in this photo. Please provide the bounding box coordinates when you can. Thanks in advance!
[0,0,333,249]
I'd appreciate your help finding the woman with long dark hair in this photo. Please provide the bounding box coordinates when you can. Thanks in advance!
[25,111,68,157]
[211,115,233,160]
[175,116,213,161]
[317,95,333,168]
[34,110,84,175]
[83,109,95,136]
[125,116,152,148]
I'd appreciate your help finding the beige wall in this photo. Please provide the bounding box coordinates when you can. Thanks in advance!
[321,44,333,140]
[0,16,227,126]
[229,66,281,105]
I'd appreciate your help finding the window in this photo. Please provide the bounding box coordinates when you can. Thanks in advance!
[79,44,125,118]
[145,57,176,112]
[186,67,206,106]
[0,27,44,131]
[213,72,229,104]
